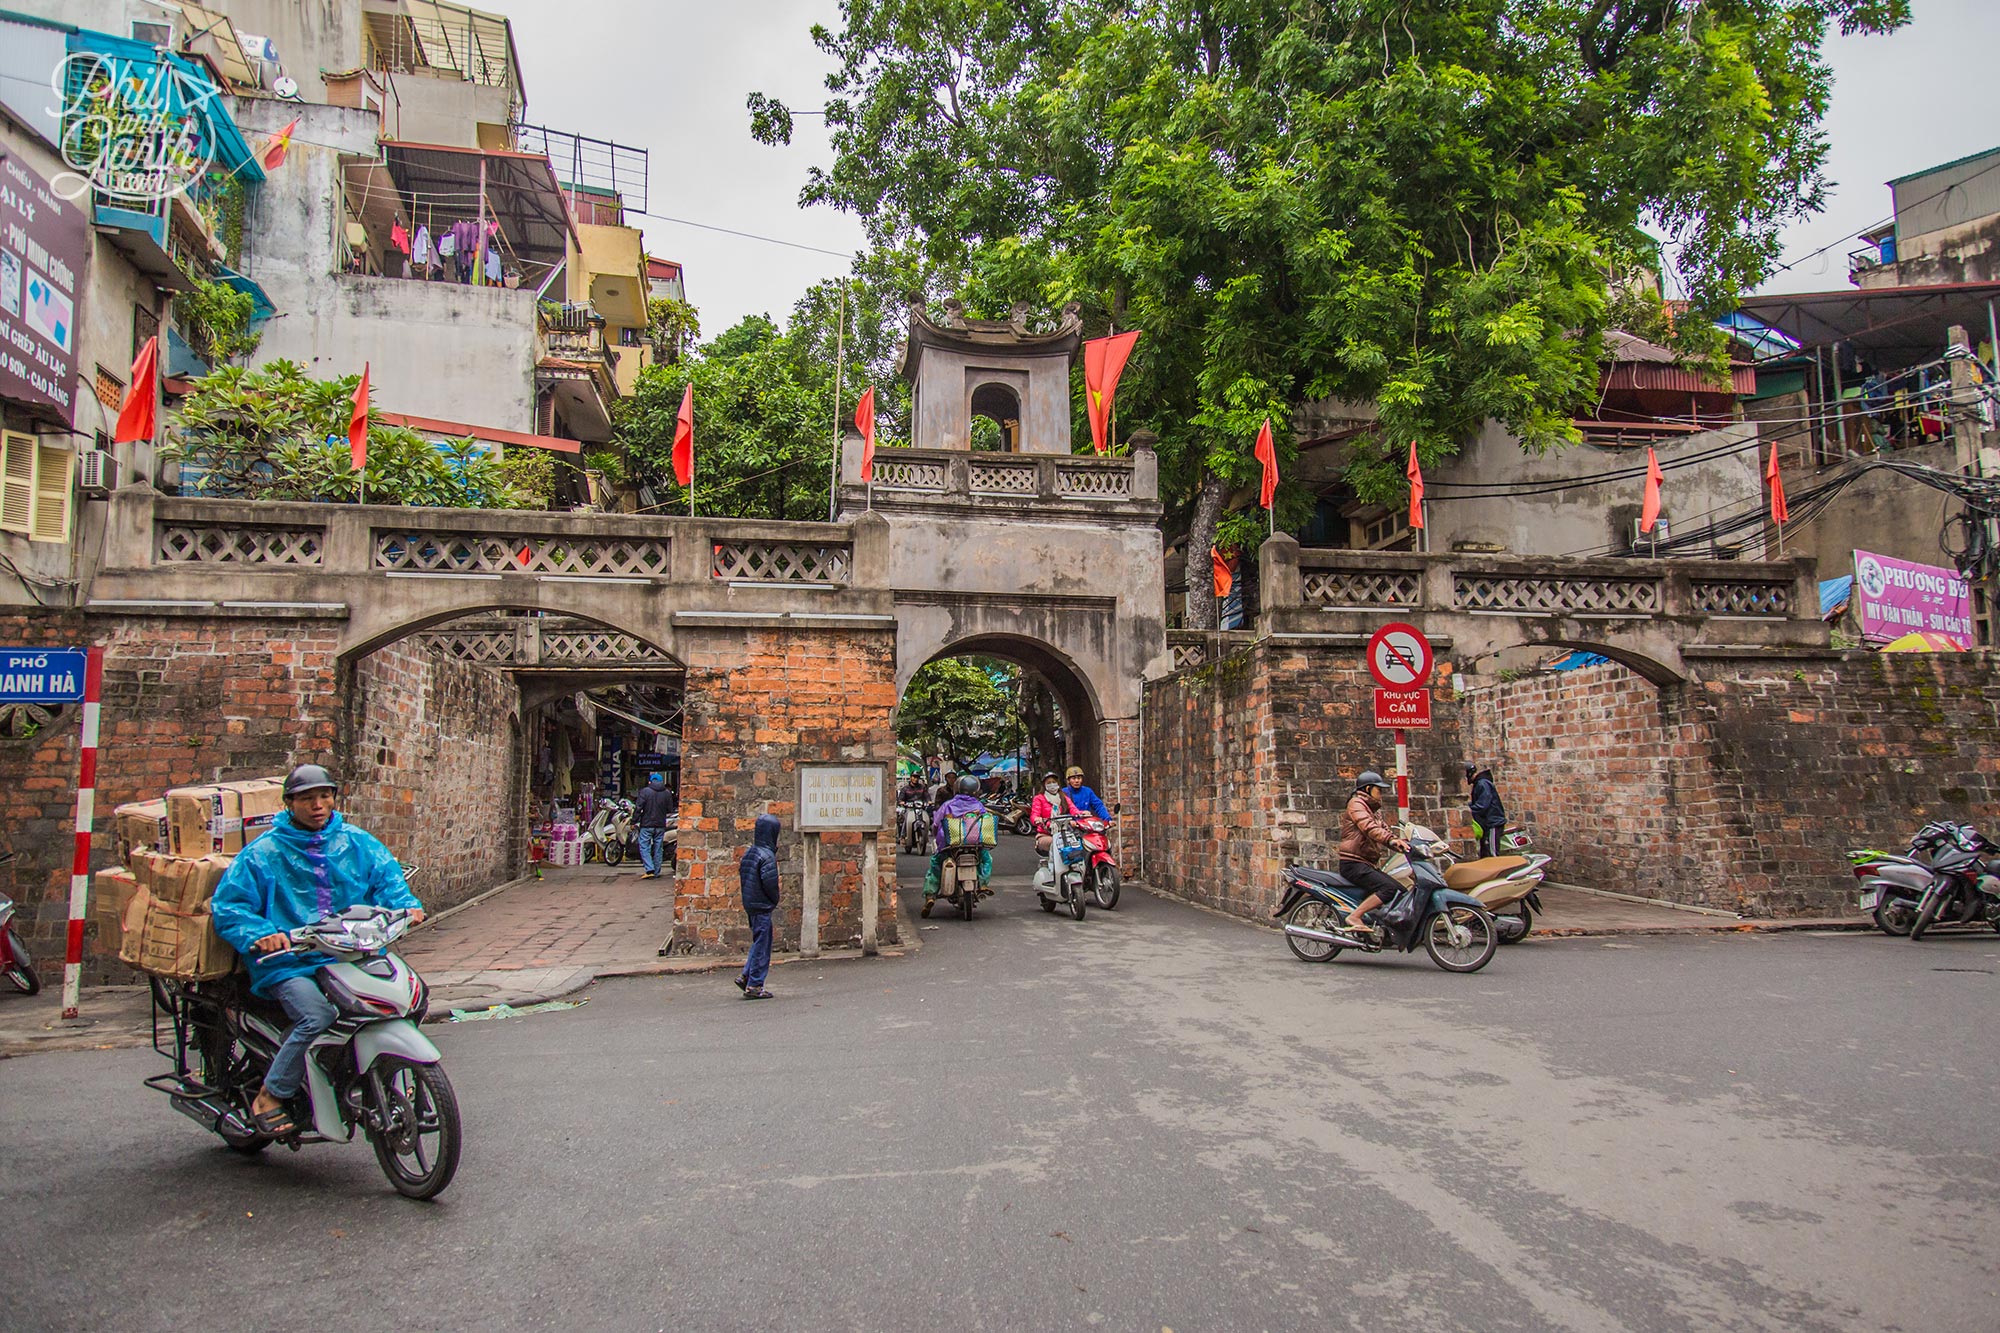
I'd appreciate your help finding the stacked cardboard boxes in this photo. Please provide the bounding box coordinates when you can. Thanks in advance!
[100,776,286,978]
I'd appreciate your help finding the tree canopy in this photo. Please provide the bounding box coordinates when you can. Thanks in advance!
[757,0,1909,621]
[897,656,1026,764]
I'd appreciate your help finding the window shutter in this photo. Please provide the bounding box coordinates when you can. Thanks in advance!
[30,443,73,543]
[0,433,34,535]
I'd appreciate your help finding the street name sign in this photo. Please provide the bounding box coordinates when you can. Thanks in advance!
[797,764,887,831]
[1375,688,1432,730]
[0,647,88,704]
[1366,622,1433,689]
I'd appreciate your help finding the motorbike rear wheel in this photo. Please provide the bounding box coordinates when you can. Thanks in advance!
[1495,902,1532,944]
[1424,907,1497,974]
[369,1057,462,1201]
[3,926,40,994]
[959,890,974,921]
[1283,899,1343,963]
[1874,892,1919,937]
[1091,865,1122,910]
[1911,888,1947,941]
[1014,813,1033,836]
[603,840,624,867]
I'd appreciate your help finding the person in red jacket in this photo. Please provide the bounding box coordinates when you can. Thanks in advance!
[1029,772,1063,856]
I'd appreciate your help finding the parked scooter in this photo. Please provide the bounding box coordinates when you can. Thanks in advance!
[1033,813,1090,920]
[0,891,40,995]
[145,905,461,1199]
[1382,823,1550,943]
[1904,822,2000,940]
[1849,840,1934,937]
[1071,811,1122,909]
[989,795,1034,837]
[1274,845,1498,973]
[582,798,638,866]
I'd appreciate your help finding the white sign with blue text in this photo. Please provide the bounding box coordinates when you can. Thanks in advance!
[0,647,87,703]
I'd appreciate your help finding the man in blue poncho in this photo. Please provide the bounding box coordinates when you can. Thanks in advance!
[211,765,424,1137]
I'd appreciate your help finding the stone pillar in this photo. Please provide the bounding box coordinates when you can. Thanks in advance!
[100,483,155,570]
[1258,530,1301,626]
[1128,430,1159,501]
[850,510,891,589]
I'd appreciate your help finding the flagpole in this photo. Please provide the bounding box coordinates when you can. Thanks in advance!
[1107,317,1116,454]
[829,279,847,522]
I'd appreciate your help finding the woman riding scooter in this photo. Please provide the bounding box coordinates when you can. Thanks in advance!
[922,776,993,917]
[1029,772,1063,856]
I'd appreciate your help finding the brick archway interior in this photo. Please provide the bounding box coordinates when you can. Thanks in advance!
[906,632,1106,794]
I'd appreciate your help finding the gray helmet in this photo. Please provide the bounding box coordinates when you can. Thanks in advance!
[283,763,338,798]
[955,775,980,796]
[1356,770,1387,790]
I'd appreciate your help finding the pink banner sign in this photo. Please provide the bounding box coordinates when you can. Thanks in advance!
[1853,550,1975,647]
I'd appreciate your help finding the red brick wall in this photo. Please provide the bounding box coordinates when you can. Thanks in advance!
[675,626,900,952]
[1140,642,1465,921]
[340,640,523,916]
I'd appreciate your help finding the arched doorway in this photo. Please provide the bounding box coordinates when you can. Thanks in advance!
[969,381,1023,452]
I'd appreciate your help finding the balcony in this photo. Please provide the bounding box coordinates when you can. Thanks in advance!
[536,304,618,442]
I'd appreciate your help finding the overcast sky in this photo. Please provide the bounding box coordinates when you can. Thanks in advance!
[497,0,2000,332]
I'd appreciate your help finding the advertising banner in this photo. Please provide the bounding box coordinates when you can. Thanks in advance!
[0,149,87,425]
[1852,549,1975,647]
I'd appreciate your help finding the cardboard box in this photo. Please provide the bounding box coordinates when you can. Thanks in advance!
[218,779,284,846]
[166,785,244,856]
[117,887,152,968]
[125,896,235,980]
[92,866,139,955]
[132,848,233,913]
[112,799,168,865]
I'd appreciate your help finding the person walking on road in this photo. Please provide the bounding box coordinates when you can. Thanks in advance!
[634,772,676,879]
[735,813,781,999]
[1465,762,1507,858]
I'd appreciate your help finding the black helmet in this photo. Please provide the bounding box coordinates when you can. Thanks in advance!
[955,775,980,796]
[1356,770,1387,790]
[284,763,338,798]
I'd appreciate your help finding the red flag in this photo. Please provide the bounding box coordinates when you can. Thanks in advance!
[1212,546,1233,599]
[1640,447,1664,534]
[1405,441,1425,531]
[855,386,877,482]
[1082,330,1140,454]
[1253,418,1277,510]
[262,117,299,171]
[1765,442,1788,525]
[671,382,694,487]
[348,363,370,473]
[112,336,159,444]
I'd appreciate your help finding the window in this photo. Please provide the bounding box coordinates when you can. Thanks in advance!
[134,303,159,359]
[0,433,74,543]
[131,20,172,46]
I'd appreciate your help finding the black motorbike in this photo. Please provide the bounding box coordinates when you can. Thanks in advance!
[1273,845,1498,973]
[1902,822,2000,940]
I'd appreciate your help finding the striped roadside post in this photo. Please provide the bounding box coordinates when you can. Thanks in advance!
[60,645,105,1020]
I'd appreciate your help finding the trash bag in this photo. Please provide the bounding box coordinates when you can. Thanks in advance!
[1379,883,1431,951]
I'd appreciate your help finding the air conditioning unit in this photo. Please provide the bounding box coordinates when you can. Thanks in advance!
[78,449,118,496]
[1629,515,1671,550]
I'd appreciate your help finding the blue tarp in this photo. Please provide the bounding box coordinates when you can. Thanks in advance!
[1819,575,1852,621]
[1545,650,1611,672]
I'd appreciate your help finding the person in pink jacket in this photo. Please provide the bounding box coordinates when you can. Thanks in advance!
[1029,771,1064,857]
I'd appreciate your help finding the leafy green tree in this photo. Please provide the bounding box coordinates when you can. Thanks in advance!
[165,361,547,508]
[612,279,909,520]
[757,0,1909,623]
[898,657,1025,764]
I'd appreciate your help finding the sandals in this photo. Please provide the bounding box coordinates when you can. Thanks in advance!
[250,1105,297,1137]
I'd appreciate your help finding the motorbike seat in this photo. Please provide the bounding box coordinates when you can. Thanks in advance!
[1442,856,1530,891]
[1291,865,1354,889]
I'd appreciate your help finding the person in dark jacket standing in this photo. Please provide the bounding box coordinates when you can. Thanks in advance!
[634,772,676,879]
[1465,763,1507,858]
[735,813,781,999]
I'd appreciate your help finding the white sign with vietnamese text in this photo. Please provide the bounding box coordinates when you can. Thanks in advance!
[797,764,886,831]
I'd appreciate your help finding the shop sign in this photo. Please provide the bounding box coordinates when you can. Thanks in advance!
[0,151,86,425]
[1853,549,1974,647]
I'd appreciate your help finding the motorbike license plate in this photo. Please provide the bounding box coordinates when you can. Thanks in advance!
[1858,888,1880,911]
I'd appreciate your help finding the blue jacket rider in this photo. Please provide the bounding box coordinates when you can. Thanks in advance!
[211,765,423,1138]
[1060,766,1111,821]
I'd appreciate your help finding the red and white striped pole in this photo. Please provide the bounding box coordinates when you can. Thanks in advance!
[1393,727,1411,826]
[60,645,105,1020]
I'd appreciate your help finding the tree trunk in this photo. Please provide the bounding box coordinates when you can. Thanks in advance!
[1184,471,1228,630]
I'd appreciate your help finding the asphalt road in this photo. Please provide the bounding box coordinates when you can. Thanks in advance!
[6,848,1998,1332]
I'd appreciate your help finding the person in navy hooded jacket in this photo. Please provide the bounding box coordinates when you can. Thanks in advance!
[735,813,781,999]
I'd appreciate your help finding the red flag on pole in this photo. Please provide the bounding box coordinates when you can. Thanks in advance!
[1082,330,1140,454]
[855,385,877,482]
[112,336,159,444]
[1639,447,1664,534]
[1253,418,1278,510]
[348,363,370,473]
[1212,547,1233,599]
[671,382,694,487]
[1405,441,1425,531]
[262,117,299,171]
[1765,442,1788,525]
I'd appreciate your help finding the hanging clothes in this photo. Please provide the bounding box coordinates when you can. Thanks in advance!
[390,220,411,254]
[412,224,432,265]
[484,245,501,283]
[437,229,457,258]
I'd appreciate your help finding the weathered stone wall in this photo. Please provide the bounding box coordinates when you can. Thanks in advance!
[1140,642,1466,921]
[340,640,523,916]
[1462,653,2000,915]
[676,626,900,952]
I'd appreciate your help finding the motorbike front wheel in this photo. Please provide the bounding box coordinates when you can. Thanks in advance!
[1911,888,1947,941]
[369,1058,462,1201]
[1424,907,1497,974]
[1068,885,1087,921]
[1014,814,1033,837]
[1283,898,1343,963]
[1091,864,1122,910]
[4,927,41,994]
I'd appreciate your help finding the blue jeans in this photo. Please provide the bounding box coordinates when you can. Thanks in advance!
[638,827,667,875]
[742,911,773,989]
[264,973,338,1099]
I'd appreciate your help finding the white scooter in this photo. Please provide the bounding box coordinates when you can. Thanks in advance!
[1033,814,1090,920]
[582,798,638,865]
[146,906,462,1199]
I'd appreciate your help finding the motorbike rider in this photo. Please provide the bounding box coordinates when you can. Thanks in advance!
[210,765,425,1138]
[1338,770,1412,933]
[929,769,958,816]
[1060,765,1112,822]
[1029,771,1064,857]
[634,772,676,880]
[922,775,994,916]
[1465,762,1507,858]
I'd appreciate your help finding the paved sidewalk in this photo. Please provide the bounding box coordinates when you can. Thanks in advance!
[1532,883,1870,936]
